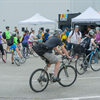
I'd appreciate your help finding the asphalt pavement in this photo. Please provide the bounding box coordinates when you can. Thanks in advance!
[0,45,100,100]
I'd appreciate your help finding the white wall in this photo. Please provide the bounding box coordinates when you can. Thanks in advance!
[0,0,100,35]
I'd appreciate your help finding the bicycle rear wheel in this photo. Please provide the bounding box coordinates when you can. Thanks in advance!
[58,65,77,87]
[21,47,30,59]
[75,57,86,75]
[29,69,49,92]
[91,53,100,71]
[14,59,20,66]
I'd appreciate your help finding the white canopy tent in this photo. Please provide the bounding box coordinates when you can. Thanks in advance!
[19,13,56,25]
[72,7,100,25]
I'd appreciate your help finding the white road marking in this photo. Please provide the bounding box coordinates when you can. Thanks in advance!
[77,77,100,80]
[51,96,100,100]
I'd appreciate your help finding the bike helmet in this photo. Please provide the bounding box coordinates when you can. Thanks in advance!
[95,27,100,30]
[12,32,17,36]
[53,29,62,36]
[88,30,95,37]
[6,26,9,29]
[45,28,50,33]
[0,30,2,33]
[38,29,42,33]
[75,25,79,29]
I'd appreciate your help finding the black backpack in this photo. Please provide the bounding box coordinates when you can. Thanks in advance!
[2,32,6,39]
[81,37,91,49]
[6,36,14,46]
[42,33,47,42]
[71,30,80,37]
[32,43,50,56]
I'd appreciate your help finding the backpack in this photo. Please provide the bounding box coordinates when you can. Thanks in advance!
[2,32,6,39]
[6,37,14,46]
[32,43,50,56]
[80,37,91,49]
[71,30,80,37]
[42,33,47,42]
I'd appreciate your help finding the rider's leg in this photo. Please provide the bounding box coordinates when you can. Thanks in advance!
[15,47,22,58]
[54,60,60,77]
[6,45,10,52]
[11,53,14,63]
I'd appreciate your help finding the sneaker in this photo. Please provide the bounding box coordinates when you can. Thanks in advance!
[40,75,47,82]
[12,62,14,64]
[53,77,61,82]
[3,58,6,63]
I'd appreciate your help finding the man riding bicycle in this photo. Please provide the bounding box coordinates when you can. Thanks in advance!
[43,29,72,82]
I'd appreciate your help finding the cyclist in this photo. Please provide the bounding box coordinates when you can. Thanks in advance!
[86,30,99,60]
[5,26,10,52]
[22,30,33,57]
[43,29,51,42]
[61,30,67,49]
[0,30,7,63]
[67,25,82,59]
[95,27,100,48]
[10,32,23,64]
[43,29,72,82]
[28,30,37,50]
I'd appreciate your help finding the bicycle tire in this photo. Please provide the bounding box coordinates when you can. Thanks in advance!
[19,56,26,64]
[29,68,49,92]
[58,65,77,87]
[14,59,20,66]
[90,53,100,71]
[21,47,30,59]
[75,57,86,75]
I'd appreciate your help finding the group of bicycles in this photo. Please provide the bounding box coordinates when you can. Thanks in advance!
[29,40,100,93]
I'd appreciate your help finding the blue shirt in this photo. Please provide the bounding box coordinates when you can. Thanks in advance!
[45,33,49,40]
[66,31,70,38]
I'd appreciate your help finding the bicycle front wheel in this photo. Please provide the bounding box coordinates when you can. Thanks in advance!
[58,65,77,87]
[75,57,86,75]
[29,69,49,92]
[19,56,26,64]
[91,53,100,71]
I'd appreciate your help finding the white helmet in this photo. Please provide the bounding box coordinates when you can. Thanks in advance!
[53,29,62,35]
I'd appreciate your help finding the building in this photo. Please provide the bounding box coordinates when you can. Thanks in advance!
[0,0,100,35]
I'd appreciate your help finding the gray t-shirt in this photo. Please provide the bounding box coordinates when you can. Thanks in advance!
[69,31,82,44]
[44,36,63,53]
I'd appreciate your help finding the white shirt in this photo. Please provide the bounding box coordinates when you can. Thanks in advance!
[88,38,94,51]
[28,33,34,42]
[69,31,82,44]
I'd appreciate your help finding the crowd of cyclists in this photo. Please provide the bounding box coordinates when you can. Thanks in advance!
[0,25,100,82]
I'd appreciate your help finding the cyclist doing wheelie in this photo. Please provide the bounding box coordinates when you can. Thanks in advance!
[0,30,7,63]
[10,32,23,64]
[43,29,72,82]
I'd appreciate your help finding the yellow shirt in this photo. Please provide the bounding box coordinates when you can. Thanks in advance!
[41,33,44,39]
[61,33,67,46]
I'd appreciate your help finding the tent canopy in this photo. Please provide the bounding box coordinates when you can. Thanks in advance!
[72,7,100,23]
[19,13,56,25]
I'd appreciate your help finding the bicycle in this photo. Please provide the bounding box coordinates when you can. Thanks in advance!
[21,42,39,59]
[11,49,26,66]
[29,56,77,92]
[75,47,100,75]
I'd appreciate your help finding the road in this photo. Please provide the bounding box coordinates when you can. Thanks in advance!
[0,45,100,100]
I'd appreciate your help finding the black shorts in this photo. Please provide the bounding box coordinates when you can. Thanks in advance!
[17,39,20,43]
[0,44,4,55]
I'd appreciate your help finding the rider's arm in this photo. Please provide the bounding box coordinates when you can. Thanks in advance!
[78,37,81,44]
[67,34,71,43]
[60,45,70,58]
[1,37,7,43]
[29,37,33,41]
[33,36,37,39]
[91,39,98,48]
[54,47,63,56]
